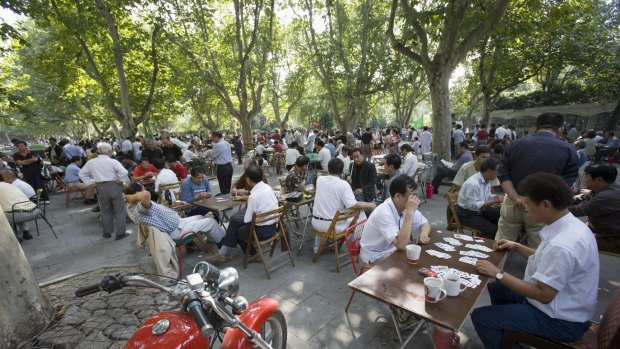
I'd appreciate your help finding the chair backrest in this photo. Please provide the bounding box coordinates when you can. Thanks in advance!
[599,287,620,349]
[344,219,368,276]
[445,191,463,231]
[158,181,182,204]
[252,206,285,227]
[325,209,360,235]
[279,177,288,194]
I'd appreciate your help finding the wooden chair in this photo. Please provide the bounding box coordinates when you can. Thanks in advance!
[243,206,295,279]
[157,181,182,205]
[445,190,481,237]
[343,219,371,312]
[312,209,361,272]
[501,287,620,349]
[10,189,57,239]
[254,154,272,177]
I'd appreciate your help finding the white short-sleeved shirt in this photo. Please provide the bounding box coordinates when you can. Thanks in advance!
[524,213,599,322]
[317,147,332,170]
[244,181,278,225]
[401,152,419,177]
[285,148,300,166]
[155,168,180,195]
[12,179,36,199]
[312,176,358,231]
[360,198,428,263]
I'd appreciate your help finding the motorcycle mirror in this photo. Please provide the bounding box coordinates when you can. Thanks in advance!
[217,267,239,298]
[231,296,248,315]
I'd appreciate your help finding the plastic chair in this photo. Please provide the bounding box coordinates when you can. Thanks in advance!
[343,219,370,312]
[501,287,620,349]
[312,209,360,272]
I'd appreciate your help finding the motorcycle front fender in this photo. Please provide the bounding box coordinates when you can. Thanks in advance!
[221,298,279,349]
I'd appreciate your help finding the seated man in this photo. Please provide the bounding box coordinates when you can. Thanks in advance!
[181,166,218,219]
[153,158,179,198]
[312,158,376,254]
[594,131,619,162]
[452,145,498,188]
[218,165,278,259]
[255,141,267,161]
[0,180,37,241]
[569,164,620,253]
[456,158,504,239]
[381,154,401,201]
[347,147,377,203]
[360,175,431,264]
[1,169,35,199]
[316,139,332,171]
[337,146,351,176]
[132,158,157,181]
[284,156,309,193]
[431,142,473,193]
[471,172,599,349]
[166,155,188,181]
[123,181,226,263]
[399,143,419,178]
[63,156,96,204]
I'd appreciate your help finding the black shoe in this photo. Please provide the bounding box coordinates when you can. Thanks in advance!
[92,206,101,212]
[115,233,129,240]
[23,231,34,240]
[102,233,112,238]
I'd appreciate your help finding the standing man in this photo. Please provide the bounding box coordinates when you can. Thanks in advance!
[161,136,184,162]
[495,113,579,247]
[305,129,316,153]
[452,124,465,158]
[361,128,373,160]
[211,131,233,195]
[79,142,130,240]
[141,139,163,163]
[13,141,49,203]
[347,148,377,204]
[420,126,432,154]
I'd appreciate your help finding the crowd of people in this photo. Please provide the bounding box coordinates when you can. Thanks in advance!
[1,112,619,348]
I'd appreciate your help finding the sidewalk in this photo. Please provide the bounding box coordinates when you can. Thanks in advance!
[19,165,619,348]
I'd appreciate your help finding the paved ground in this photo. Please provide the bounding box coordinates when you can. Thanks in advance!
[20,164,620,348]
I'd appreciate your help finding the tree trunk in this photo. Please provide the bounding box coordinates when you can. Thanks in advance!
[481,92,492,126]
[238,116,254,153]
[0,211,54,348]
[428,70,452,160]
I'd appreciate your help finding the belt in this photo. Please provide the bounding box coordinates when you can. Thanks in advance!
[312,216,331,221]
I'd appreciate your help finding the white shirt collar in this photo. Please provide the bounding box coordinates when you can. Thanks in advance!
[539,212,573,241]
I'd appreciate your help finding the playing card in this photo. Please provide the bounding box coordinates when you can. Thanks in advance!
[443,237,463,246]
[453,233,475,241]
[434,243,456,252]
[425,249,452,259]
[459,256,478,266]
[465,244,494,252]
[460,250,489,259]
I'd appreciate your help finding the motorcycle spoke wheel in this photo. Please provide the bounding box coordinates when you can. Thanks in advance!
[260,309,287,349]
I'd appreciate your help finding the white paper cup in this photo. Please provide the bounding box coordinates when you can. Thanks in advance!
[443,273,467,297]
[406,244,422,265]
[424,277,447,303]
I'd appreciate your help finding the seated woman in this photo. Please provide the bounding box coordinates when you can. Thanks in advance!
[218,165,278,259]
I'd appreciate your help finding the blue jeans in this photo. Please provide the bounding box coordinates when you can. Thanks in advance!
[471,282,589,349]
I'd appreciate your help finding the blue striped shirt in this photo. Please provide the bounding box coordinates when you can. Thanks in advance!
[212,139,232,165]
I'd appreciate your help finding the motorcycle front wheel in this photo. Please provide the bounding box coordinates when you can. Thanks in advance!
[261,309,287,349]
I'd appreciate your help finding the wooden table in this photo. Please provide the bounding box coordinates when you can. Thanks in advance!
[193,194,245,223]
[348,231,506,348]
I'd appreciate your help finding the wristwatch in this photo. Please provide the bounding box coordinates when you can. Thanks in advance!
[496,271,504,281]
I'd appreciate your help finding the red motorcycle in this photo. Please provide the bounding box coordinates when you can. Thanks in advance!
[75,262,287,349]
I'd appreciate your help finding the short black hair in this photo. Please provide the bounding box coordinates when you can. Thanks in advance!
[190,166,206,177]
[389,174,417,198]
[212,131,223,138]
[493,143,504,155]
[316,139,325,147]
[341,145,350,154]
[16,141,27,146]
[458,141,468,148]
[153,158,166,170]
[384,154,401,170]
[475,145,491,156]
[456,124,462,129]
[291,141,298,148]
[295,156,310,167]
[165,155,177,163]
[584,164,618,183]
[400,143,412,152]
[480,158,499,172]
[536,112,564,131]
[245,164,263,183]
[71,156,81,163]
[140,158,150,163]
[350,147,362,155]
[518,172,573,210]
[124,181,143,195]
[327,157,344,175]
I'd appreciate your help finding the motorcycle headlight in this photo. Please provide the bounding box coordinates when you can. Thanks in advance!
[217,267,239,298]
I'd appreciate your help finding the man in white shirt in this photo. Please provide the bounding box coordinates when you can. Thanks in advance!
[121,137,134,160]
[456,158,504,239]
[79,142,130,240]
[336,146,352,177]
[400,143,419,178]
[316,139,332,170]
[152,158,179,197]
[420,126,432,154]
[183,144,199,162]
[472,172,599,349]
[495,124,508,140]
[0,181,37,241]
[1,170,35,199]
[305,130,316,153]
[360,175,431,264]
[255,141,267,160]
[312,158,376,254]
[218,165,278,259]
[132,138,143,161]
[285,141,301,171]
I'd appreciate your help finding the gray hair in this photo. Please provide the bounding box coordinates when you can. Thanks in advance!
[97,142,113,154]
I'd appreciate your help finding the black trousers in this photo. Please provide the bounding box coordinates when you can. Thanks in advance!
[456,206,500,239]
[22,166,48,200]
[186,205,220,223]
[221,212,277,251]
[216,163,233,194]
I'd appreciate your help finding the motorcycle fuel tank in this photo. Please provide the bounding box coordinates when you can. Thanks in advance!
[221,298,279,349]
[125,310,211,349]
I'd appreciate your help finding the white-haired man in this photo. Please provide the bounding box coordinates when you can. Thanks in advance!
[79,142,130,240]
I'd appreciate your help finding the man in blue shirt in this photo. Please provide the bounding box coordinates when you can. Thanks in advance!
[181,166,219,221]
[211,131,233,194]
[431,142,473,192]
[594,131,619,162]
[64,156,96,203]
[325,138,337,157]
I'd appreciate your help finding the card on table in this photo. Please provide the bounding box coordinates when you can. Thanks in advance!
[465,244,494,252]
[434,242,456,252]
[430,265,481,289]
[459,256,478,266]
[460,250,490,259]
[453,233,475,242]
[425,249,452,259]
[443,237,463,246]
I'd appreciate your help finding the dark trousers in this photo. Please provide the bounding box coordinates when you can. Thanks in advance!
[22,166,49,200]
[216,163,233,194]
[456,206,500,239]
[471,282,590,349]
[186,205,220,223]
[285,164,295,171]
[96,181,126,237]
[431,163,456,190]
[236,149,243,164]
[221,212,277,251]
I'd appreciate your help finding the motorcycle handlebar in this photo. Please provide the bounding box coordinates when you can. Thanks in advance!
[186,296,215,338]
[75,283,102,297]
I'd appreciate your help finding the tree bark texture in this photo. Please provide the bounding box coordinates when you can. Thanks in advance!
[0,211,54,348]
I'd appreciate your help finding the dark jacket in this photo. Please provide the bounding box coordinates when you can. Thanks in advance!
[350,160,377,201]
